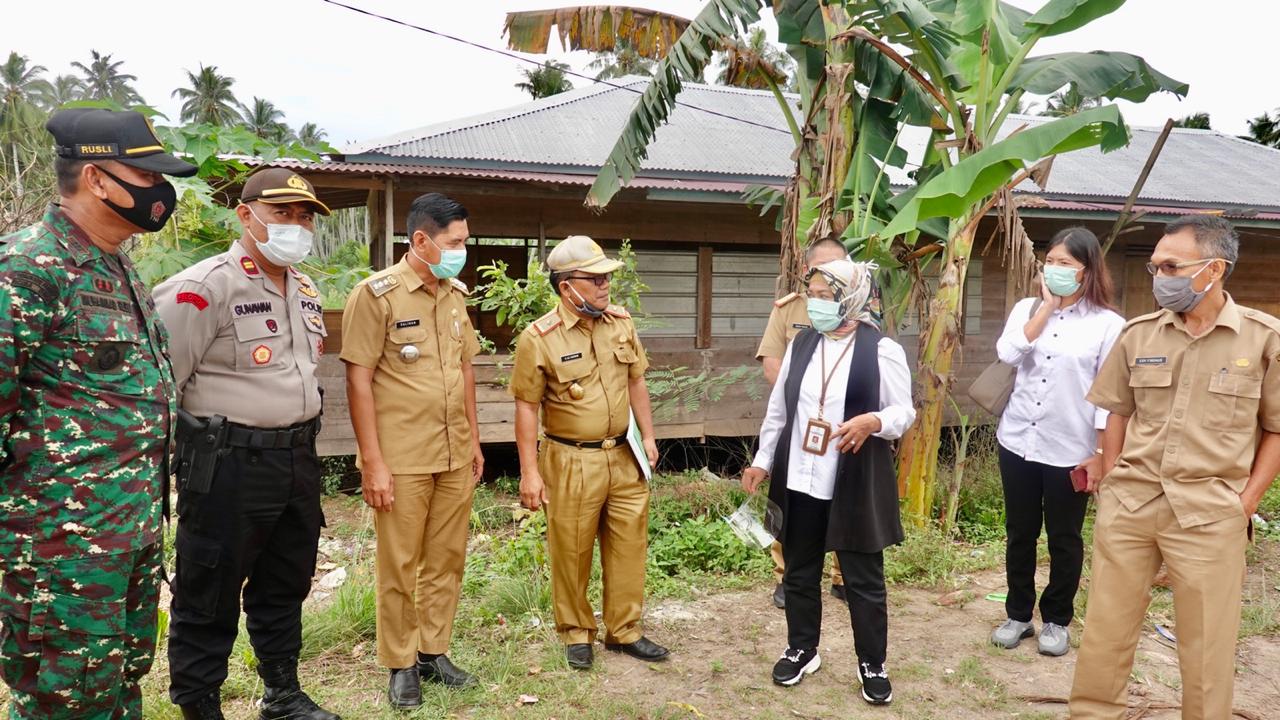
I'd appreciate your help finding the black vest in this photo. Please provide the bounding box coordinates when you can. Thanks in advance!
[765,323,905,554]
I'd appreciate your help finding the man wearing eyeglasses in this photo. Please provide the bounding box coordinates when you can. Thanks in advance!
[1070,215,1280,720]
[509,235,667,671]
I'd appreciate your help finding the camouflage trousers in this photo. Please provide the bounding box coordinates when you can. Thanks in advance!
[0,543,161,719]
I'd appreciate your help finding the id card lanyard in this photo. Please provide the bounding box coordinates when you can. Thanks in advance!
[802,333,856,455]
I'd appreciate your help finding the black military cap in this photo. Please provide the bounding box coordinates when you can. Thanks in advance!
[46,108,198,177]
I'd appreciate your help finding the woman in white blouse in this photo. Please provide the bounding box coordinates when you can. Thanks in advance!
[990,227,1124,657]
[741,258,914,705]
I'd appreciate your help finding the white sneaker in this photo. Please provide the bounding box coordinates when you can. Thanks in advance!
[991,618,1035,649]
[1038,622,1070,656]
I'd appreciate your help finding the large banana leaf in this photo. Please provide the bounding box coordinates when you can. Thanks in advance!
[1012,51,1188,102]
[584,0,764,208]
[504,6,690,56]
[879,104,1129,237]
[1020,0,1125,39]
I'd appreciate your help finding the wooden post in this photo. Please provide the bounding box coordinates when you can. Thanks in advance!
[696,246,713,349]
[366,188,386,269]
[383,176,396,269]
[537,220,547,263]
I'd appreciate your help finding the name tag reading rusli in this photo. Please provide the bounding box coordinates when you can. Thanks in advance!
[803,418,832,455]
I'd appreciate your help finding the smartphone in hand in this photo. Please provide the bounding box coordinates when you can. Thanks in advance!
[1069,466,1089,493]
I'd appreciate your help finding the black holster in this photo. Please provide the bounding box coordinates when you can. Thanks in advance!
[175,409,229,495]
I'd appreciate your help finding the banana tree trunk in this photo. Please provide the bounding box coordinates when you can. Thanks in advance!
[897,216,976,524]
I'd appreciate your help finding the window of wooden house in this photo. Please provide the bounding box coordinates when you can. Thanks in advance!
[896,260,984,337]
[712,250,780,337]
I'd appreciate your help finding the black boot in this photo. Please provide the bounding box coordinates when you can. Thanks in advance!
[257,657,341,720]
[179,691,225,720]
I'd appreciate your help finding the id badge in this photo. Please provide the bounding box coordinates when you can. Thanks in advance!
[802,418,832,455]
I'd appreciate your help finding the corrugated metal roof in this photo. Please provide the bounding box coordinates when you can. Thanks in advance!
[343,77,1280,212]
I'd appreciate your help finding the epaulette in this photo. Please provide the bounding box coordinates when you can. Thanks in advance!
[604,304,630,319]
[532,310,562,336]
[1242,306,1280,334]
[774,292,801,308]
[1123,309,1166,329]
[366,273,399,298]
[168,252,229,285]
[449,277,470,295]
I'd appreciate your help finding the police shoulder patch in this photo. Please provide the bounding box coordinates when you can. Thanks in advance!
[367,274,399,298]
[604,304,630,319]
[449,277,470,295]
[533,310,562,336]
[774,291,801,308]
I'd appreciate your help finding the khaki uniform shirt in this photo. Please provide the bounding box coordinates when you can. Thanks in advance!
[340,258,480,475]
[510,302,648,441]
[153,242,324,428]
[756,293,812,361]
[1088,296,1280,528]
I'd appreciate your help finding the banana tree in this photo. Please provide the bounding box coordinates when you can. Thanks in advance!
[854,0,1187,523]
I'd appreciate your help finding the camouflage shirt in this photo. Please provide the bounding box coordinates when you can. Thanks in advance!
[0,204,175,563]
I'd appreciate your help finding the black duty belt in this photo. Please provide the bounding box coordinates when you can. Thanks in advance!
[225,417,320,450]
[545,433,628,450]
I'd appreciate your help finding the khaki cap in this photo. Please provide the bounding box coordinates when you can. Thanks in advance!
[241,168,331,215]
[546,235,623,273]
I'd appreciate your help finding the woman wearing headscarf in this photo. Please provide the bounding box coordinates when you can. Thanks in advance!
[741,258,915,705]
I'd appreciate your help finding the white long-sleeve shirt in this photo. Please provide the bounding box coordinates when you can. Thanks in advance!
[751,333,915,500]
[995,297,1125,468]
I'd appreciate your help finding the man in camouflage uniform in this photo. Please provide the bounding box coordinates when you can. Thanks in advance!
[0,109,194,717]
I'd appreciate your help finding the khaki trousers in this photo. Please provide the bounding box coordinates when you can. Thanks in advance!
[539,440,649,645]
[1069,486,1247,720]
[770,540,843,585]
[374,466,475,668]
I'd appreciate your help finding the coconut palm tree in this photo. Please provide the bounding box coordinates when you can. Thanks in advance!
[38,75,84,111]
[173,65,240,125]
[1246,110,1280,147]
[296,122,327,148]
[239,97,288,141]
[1,53,51,120]
[515,60,575,99]
[1173,112,1211,130]
[715,26,793,91]
[71,50,142,106]
[1040,83,1101,118]
[587,39,657,80]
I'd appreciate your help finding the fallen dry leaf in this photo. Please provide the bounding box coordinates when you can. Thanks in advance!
[517,694,539,706]
[527,665,542,676]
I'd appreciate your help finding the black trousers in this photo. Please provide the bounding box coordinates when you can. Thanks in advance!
[782,490,888,666]
[998,445,1089,627]
[168,441,324,705]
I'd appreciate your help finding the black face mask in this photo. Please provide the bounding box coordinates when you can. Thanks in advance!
[93,165,177,233]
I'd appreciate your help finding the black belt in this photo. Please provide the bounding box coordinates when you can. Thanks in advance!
[225,417,320,450]
[545,433,628,450]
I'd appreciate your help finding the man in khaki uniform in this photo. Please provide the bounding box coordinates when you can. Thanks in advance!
[1070,215,1280,720]
[155,169,338,720]
[511,235,667,671]
[340,193,483,709]
[755,237,850,608]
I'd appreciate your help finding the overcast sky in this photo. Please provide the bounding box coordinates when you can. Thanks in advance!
[4,1,1273,148]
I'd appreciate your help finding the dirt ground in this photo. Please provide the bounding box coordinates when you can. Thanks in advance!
[598,567,1280,720]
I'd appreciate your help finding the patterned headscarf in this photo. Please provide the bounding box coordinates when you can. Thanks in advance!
[806,258,881,330]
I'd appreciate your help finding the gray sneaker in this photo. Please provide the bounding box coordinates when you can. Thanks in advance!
[991,618,1035,649]
[1038,622,1070,656]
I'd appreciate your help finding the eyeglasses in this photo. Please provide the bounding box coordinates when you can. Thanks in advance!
[565,274,610,287]
[1144,258,1226,276]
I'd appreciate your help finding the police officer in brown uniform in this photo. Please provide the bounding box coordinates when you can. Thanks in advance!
[510,235,668,670]
[154,169,338,720]
[756,238,849,608]
[1069,215,1280,720]
[340,193,483,708]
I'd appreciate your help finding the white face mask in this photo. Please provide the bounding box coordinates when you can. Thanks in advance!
[247,205,314,266]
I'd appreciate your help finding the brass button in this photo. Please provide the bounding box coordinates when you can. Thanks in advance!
[569,382,585,400]
[1175,410,1183,419]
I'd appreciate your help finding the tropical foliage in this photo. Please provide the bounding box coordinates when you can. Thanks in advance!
[714,26,794,91]
[1246,109,1280,147]
[71,50,142,105]
[1173,112,1211,130]
[173,64,240,125]
[515,60,575,99]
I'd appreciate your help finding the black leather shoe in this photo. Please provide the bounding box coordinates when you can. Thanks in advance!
[257,657,340,720]
[604,636,670,662]
[830,583,847,603]
[387,668,421,709]
[771,583,786,609]
[417,654,476,688]
[180,692,225,720]
[566,643,593,670]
